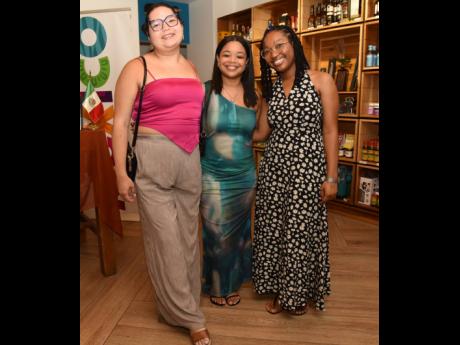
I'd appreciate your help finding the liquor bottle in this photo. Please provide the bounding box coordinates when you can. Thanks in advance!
[241,25,246,40]
[335,0,342,22]
[321,1,327,26]
[316,2,323,27]
[267,19,274,29]
[291,15,298,31]
[374,0,379,16]
[366,45,374,67]
[349,0,361,19]
[308,5,316,28]
[361,141,369,162]
[235,24,241,36]
[231,24,236,36]
[326,0,334,25]
[341,0,349,20]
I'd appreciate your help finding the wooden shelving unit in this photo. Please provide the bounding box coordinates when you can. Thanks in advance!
[217,0,379,216]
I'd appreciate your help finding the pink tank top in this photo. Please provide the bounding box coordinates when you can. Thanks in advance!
[132,78,204,153]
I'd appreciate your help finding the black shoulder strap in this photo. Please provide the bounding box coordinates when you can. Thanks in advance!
[132,55,147,148]
[200,80,212,136]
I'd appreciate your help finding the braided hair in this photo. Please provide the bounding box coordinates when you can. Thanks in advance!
[260,25,309,102]
[211,35,257,108]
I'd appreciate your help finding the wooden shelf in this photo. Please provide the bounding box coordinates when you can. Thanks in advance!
[221,0,379,216]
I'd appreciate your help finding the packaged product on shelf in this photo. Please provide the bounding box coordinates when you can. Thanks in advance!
[358,176,377,206]
[338,132,345,156]
[342,133,355,158]
[361,141,368,161]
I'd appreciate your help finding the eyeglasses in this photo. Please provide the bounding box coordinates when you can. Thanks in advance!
[261,41,290,59]
[148,14,179,32]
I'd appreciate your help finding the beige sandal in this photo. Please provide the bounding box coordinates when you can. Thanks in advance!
[190,327,211,345]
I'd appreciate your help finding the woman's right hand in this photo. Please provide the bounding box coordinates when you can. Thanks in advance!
[117,174,137,202]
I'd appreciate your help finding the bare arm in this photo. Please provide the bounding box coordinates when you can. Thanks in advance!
[112,58,144,202]
[252,94,272,142]
[313,71,339,202]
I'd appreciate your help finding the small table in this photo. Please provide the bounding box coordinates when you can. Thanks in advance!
[80,129,123,276]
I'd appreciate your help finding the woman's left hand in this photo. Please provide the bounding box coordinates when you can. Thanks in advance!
[320,181,337,203]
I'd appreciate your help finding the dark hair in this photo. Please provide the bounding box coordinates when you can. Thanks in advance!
[211,35,257,108]
[260,25,309,102]
[141,2,183,37]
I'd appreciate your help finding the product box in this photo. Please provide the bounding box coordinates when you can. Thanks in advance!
[358,177,377,205]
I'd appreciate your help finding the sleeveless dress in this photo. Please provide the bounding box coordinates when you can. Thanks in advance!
[200,91,256,297]
[252,72,331,311]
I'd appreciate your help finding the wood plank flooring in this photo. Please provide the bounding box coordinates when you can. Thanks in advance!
[80,211,378,345]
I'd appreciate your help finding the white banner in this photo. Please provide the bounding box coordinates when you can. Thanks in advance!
[80,9,139,139]
[80,9,140,221]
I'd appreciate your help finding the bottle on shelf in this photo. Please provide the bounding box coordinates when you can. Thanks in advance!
[267,19,274,29]
[315,2,323,27]
[361,141,369,161]
[241,25,246,39]
[279,12,289,26]
[236,24,242,36]
[335,0,343,23]
[321,2,327,26]
[291,15,298,31]
[374,0,379,16]
[231,24,236,36]
[366,45,376,67]
[341,0,349,21]
[326,0,334,25]
[349,0,361,19]
[374,139,379,163]
[307,5,316,29]
[338,132,345,157]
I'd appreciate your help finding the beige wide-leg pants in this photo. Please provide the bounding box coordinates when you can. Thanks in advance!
[134,134,205,331]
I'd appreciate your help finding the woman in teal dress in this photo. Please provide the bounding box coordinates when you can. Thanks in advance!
[200,35,259,307]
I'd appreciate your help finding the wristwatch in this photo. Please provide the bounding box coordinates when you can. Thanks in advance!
[325,176,337,184]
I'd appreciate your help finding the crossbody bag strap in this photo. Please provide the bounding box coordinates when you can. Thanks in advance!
[200,80,212,137]
[132,55,147,148]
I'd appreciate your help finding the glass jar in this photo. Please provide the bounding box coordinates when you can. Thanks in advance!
[368,103,375,115]
[373,103,379,115]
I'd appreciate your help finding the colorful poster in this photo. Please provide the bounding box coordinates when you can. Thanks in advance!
[80,9,139,149]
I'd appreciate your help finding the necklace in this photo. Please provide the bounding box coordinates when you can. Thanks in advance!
[222,87,241,104]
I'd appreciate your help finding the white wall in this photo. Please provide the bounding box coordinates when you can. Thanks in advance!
[187,0,214,81]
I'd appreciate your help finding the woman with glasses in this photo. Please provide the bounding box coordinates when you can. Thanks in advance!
[200,35,258,308]
[252,25,339,316]
[112,3,211,345]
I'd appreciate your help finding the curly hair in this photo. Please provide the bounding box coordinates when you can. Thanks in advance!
[211,35,257,108]
[259,25,309,102]
[141,2,183,37]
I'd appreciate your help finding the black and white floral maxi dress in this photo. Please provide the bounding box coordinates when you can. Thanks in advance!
[252,72,331,311]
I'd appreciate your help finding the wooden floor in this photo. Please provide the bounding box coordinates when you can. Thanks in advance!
[80,210,378,345]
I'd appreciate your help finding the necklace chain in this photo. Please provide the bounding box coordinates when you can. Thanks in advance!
[222,87,241,103]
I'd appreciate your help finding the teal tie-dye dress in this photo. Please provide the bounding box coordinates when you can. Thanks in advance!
[200,89,256,297]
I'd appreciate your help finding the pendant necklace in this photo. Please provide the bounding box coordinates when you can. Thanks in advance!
[223,87,241,104]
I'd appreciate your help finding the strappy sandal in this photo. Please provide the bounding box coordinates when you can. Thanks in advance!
[190,327,211,345]
[209,295,226,306]
[265,295,283,314]
[225,293,241,306]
